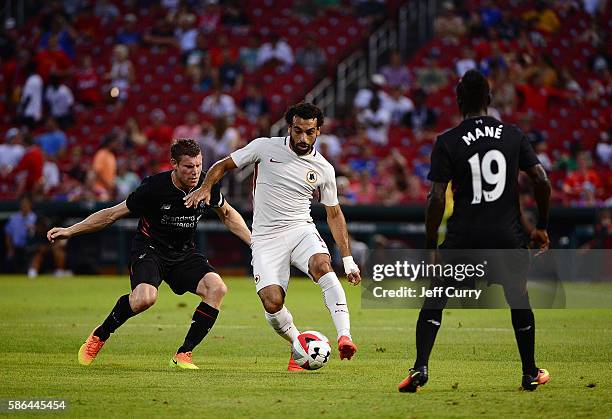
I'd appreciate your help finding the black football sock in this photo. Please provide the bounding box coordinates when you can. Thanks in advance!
[511,309,538,376]
[94,294,136,341]
[414,308,443,369]
[177,302,219,353]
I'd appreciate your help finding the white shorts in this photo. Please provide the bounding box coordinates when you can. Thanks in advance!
[251,225,330,292]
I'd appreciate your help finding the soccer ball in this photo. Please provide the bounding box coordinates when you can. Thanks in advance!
[291,331,331,370]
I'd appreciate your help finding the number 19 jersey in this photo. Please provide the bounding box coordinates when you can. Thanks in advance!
[427,116,540,248]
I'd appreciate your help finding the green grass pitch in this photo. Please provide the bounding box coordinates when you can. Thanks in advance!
[1,276,611,418]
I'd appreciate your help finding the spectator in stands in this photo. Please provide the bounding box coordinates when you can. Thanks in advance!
[563,151,603,206]
[415,52,448,93]
[38,14,76,60]
[200,84,237,120]
[198,2,222,35]
[522,1,560,34]
[116,13,141,50]
[401,89,437,131]
[595,131,610,167]
[336,176,357,205]
[295,34,326,74]
[45,73,74,129]
[479,42,508,77]
[17,60,43,129]
[380,51,411,91]
[65,145,88,184]
[590,46,610,74]
[74,55,101,107]
[353,73,389,112]
[520,115,545,144]
[199,116,241,163]
[94,0,120,24]
[218,48,244,91]
[239,35,261,74]
[209,33,239,68]
[0,128,25,175]
[357,94,391,145]
[383,85,415,125]
[106,44,134,105]
[123,117,147,148]
[28,215,70,278]
[10,133,44,197]
[176,13,198,63]
[221,3,250,32]
[115,157,141,200]
[36,33,73,82]
[534,141,553,171]
[256,34,294,70]
[143,14,177,49]
[317,120,342,165]
[4,196,36,273]
[515,73,573,114]
[144,108,173,145]
[455,47,478,77]
[240,84,270,121]
[479,0,502,29]
[173,111,202,140]
[42,153,60,195]
[490,65,517,115]
[90,133,120,200]
[350,170,377,204]
[35,118,67,158]
[433,1,467,44]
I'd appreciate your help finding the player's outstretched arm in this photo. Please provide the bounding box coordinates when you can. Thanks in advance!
[525,164,551,254]
[213,200,251,245]
[425,182,447,249]
[47,201,130,243]
[325,204,361,285]
[184,157,238,208]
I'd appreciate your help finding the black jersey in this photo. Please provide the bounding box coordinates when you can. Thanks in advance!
[126,170,224,252]
[428,116,540,248]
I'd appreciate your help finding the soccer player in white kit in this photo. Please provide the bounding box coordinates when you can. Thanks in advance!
[184,103,361,370]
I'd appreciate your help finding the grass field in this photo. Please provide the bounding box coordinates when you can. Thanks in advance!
[1,275,611,418]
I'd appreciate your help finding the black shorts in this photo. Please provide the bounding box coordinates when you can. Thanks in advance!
[129,240,216,295]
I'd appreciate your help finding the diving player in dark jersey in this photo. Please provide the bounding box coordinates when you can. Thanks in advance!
[398,70,552,392]
[47,139,251,369]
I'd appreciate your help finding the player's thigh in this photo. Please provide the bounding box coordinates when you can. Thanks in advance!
[129,250,164,292]
[290,228,330,279]
[166,251,216,296]
[251,238,291,293]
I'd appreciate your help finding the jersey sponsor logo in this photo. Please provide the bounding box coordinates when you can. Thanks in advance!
[269,158,283,163]
[161,204,171,210]
[306,170,318,184]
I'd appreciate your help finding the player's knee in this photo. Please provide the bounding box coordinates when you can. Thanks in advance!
[130,288,157,312]
[261,295,284,314]
[310,258,333,280]
[209,279,228,300]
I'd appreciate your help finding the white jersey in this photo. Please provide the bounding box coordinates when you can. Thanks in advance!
[230,136,338,240]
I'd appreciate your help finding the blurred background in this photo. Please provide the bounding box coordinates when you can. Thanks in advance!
[0,0,610,277]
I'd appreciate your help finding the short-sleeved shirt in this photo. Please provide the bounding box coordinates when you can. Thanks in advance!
[428,116,540,248]
[4,211,36,247]
[230,136,338,240]
[126,170,224,253]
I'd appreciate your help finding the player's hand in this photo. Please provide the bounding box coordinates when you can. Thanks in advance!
[47,227,72,243]
[529,228,550,256]
[343,256,361,285]
[184,186,211,208]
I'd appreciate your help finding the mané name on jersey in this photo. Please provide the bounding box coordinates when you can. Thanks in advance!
[126,170,224,251]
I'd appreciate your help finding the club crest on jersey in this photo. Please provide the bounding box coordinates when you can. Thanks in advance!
[306,170,318,184]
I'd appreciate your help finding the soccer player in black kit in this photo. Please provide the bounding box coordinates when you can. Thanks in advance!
[47,139,251,369]
[398,70,552,392]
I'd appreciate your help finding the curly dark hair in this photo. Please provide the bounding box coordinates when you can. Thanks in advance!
[170,138,201,162]
[284,102,324,128]
[456,69,491,117]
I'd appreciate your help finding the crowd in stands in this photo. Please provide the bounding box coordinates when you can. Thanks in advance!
[0,0,609,209]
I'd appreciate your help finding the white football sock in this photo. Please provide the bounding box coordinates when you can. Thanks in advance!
[317,272,351,339]
[264,306,300,343]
